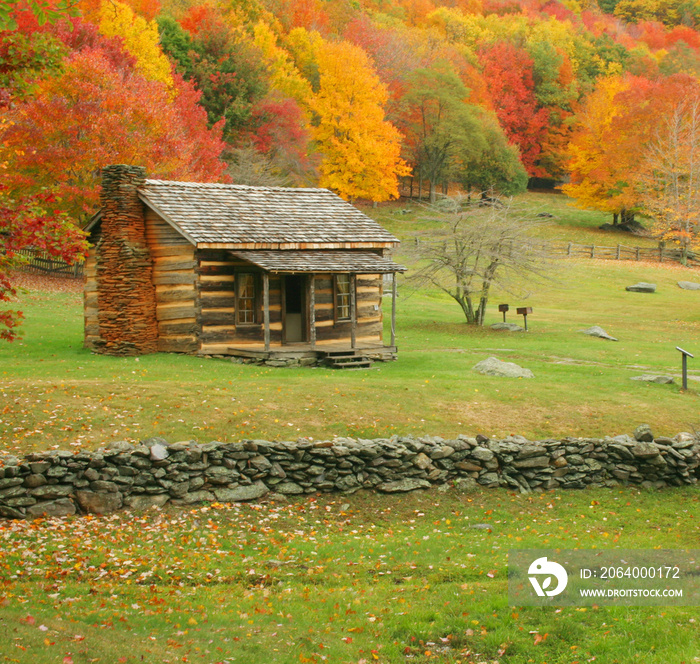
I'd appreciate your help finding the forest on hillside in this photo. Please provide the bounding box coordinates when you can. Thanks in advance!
[3,0,700,222]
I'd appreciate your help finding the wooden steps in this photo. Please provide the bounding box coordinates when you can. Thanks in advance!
[321,349,373,370]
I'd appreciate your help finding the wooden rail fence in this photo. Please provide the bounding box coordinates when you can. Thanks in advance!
[412,238,699,266]
[13,249,85,279]
[549,242,698,264]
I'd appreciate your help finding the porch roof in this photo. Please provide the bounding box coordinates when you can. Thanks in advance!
[228,250,406,274]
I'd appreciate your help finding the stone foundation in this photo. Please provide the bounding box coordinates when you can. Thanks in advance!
[1,430,698,519]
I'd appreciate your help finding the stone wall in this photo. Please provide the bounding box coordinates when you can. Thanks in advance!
[1,427,698,519]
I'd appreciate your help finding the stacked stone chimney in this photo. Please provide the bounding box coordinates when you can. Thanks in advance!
[93,165,158,355]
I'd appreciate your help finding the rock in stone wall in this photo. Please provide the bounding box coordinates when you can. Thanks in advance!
[92,164,159,356]
[1,431,698,519]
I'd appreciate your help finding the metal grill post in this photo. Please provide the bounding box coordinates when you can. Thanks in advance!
[390,272,397,347]
[677,346,694,390]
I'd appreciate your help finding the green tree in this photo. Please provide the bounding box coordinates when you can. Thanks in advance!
[453,111,529,196]
[397,65,481,202]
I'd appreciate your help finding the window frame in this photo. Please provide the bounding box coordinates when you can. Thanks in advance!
[333,273,352,323]
[235,272,259,326]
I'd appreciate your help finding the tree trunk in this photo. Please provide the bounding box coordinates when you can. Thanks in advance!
[454,293,479,325]
[429,179,436,204]
[613,212,619,225]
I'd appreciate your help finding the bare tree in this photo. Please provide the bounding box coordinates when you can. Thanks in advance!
[407,195,553,325]
[641,96,700,265]
[225,144,292,188]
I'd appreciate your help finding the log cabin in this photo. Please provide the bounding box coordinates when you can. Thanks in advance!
[83,165,406,367]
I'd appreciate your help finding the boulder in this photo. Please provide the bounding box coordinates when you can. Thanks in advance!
[26,498,76,518]
[513,456,550,469]
[581,326,618,341]
[630,375,675,384]
[149,443,169,461]
[29,485,73,500]
[181,490,215,504]
[76,491,123,514]
[23,474,47,489]
[634,424,654,443]
[473,357,534,378]
[490,323,524,332]
[378,478,431,493]
[105,440,134,454]
[274,482,305,495]
[631,442,660,459]
[0,505,25,519]
[453,477,478,492]
[412,452,432,470]
[124,494,170,510]
[471,447,495,462]
[214,481,269,502]
[626,282,656,293]
[678,281,700,290]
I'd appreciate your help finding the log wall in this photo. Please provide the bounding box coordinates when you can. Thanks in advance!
[83,239,100,349]
[145,209,198,354]
[197,255,384,352]
[313,274,384,346]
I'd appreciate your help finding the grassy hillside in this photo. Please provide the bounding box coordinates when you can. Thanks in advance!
[1,245,699,455]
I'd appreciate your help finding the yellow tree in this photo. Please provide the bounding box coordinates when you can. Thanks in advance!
[562,75,632,221]
[253,21,312,103]
[311,39,410,202]
[99,0,174,90]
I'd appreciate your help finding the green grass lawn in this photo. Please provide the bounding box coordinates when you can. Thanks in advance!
[2,192,700,663]
[1,254,699,454]
[370,192,660,247]
[1,487,699,664]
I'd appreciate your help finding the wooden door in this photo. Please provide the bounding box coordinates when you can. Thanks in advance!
[282,274,307,343]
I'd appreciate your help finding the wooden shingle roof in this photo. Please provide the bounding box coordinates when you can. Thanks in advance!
[229,250,406,273]
[138,180,400,247]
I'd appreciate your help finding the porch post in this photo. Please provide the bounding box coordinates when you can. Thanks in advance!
[309,273,316,348]
[390,271,397,348]
[263,272,270,352]
[350,273,357,349]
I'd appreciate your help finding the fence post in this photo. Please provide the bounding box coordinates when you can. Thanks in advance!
[616,244,621,259]
[567,242,572,256]
[590,245,595,258]
[636,247,640,261]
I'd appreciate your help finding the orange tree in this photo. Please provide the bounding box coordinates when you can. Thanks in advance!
[563,73,700,225]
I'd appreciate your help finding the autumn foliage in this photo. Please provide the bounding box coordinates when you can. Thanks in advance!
[6,0,700,337]
[3,48,227,220]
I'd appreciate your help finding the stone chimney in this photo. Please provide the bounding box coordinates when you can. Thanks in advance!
[94,165,158,355]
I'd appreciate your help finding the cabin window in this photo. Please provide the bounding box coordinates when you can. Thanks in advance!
[334,274,352,321]
[237,273,257,325]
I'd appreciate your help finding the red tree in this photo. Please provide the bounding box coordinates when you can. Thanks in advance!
[0,190,88,341]
[478,41,550,177]
[4,48,228,221]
